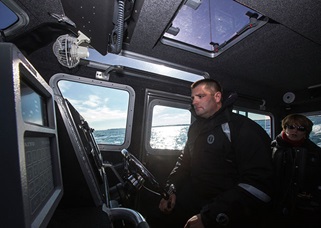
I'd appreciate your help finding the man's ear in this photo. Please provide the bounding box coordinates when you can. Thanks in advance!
[214,91,222,102]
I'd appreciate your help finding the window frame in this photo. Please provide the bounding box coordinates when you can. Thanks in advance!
[143,91,274,155]
[49,73,135,151]
[161,0,268,58]
[144,89,192,155]
[233,106,274,139]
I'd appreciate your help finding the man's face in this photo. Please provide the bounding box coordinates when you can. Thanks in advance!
[191,84,222,118]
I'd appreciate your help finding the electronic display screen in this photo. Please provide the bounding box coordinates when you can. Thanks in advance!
[20,79,48,126]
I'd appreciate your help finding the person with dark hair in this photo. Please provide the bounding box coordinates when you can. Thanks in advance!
[271,114,321,227]
[147,78,274,228]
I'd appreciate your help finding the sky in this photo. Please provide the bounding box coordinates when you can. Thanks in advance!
[152,105,191,127]
[58,80,193,131]
[164,0,256,51]
[58,80,130,130]
[0,1,18,29]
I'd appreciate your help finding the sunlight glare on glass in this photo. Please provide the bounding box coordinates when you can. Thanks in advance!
[150,125,189,150]
[150,105,191,150]
[164,0,261,51]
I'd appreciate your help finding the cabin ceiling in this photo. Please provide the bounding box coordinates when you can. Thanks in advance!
[5,0,321,111]
[126,0,321,108]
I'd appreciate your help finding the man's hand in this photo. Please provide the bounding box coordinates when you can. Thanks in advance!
[159,193,176,214]
[184,214,205,228]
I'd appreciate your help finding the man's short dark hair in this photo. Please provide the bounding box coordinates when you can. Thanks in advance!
[191,78,222,93]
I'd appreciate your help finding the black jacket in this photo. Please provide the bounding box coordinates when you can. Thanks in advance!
[271,133,321,216]
[166,94,273,227]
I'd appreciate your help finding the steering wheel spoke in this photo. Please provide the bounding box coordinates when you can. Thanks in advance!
[121,149,168,198]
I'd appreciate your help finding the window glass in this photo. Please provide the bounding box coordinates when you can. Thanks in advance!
[150,105,191,150]
[57,80,130,145]
[307,114,321,147]
[233,109,272,137]
[148,106,271,151]
[0,1,18,30]
[238,110,246,116]
[248,112,271,137]
[164,0,264,51]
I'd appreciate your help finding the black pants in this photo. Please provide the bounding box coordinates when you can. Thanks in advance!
[145,181,269,228]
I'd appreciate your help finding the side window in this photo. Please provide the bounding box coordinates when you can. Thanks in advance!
[306,114,321,147]
[233,109,272,137]
[144,90,192,154]
[150,105,191,150]
[52,75,135,150]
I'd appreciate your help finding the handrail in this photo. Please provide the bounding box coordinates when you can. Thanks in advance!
[102,204,150,228]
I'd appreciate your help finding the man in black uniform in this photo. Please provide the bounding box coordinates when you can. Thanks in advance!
[154,79,273,228]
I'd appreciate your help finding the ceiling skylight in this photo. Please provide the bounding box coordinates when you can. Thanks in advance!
[0,1,18,30]
[162,0,268,57]
[0,0,29,37]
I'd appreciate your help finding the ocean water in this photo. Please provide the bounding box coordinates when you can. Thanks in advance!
[93,121,321,148]
[93,128,126,145]
[150,125,189,150]
[93,125,189,149]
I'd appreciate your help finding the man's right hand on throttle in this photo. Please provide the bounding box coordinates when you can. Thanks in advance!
[159,193,176,214]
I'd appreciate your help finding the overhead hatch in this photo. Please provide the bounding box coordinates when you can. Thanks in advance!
[162,0,268,58]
